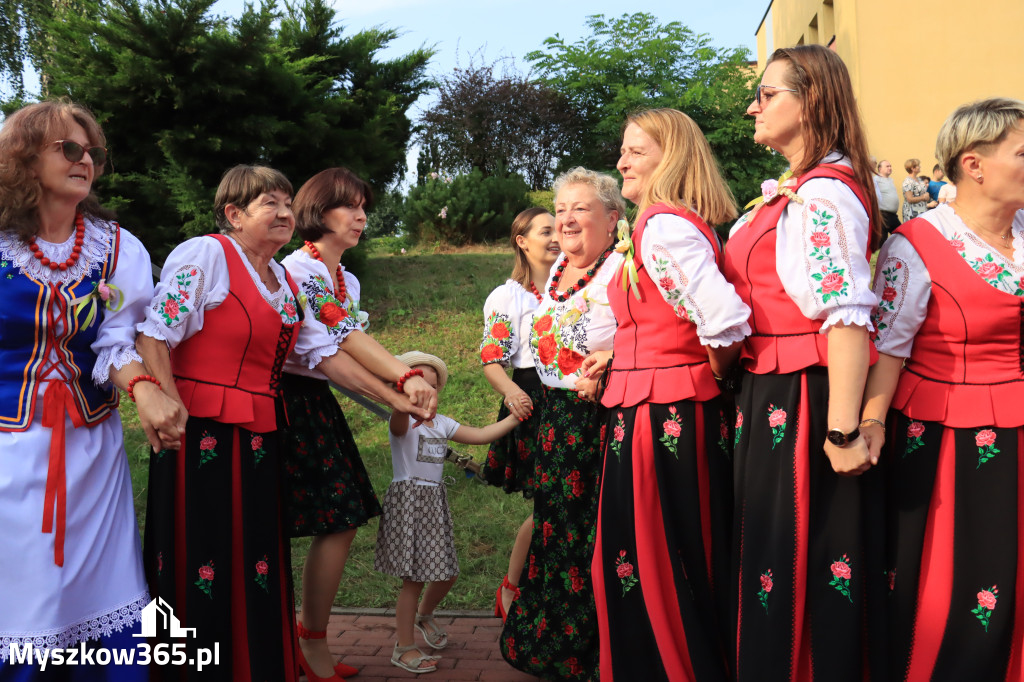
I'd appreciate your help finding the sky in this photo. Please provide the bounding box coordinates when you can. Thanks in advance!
[210,0,772,183]
[212,0,769,105]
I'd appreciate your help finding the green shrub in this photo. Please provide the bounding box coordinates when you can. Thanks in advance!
[366,189,406,238]
[527,189,555,215]
[404,169,530,244]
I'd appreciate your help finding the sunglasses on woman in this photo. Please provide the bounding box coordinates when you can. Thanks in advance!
[51,140,108,167]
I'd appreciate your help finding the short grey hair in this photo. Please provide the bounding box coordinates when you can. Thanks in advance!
[552,167,626,219]
[936,97,1024,184]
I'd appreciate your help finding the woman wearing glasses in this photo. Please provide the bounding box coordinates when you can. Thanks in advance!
[722,45,883,681]
[0,99,184,679]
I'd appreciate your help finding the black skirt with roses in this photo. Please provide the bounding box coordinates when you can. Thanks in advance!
[880,412,1024,682]
[731,368,886,682]
[593,397,732,682]
[143,415,297,682]
[481,367,545,497]
[500,387,605,680]
[279,373,382,538]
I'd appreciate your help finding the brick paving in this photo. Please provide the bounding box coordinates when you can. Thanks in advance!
[315,609,539,682]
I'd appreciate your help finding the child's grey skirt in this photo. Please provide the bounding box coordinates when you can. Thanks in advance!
[374,479,459,582]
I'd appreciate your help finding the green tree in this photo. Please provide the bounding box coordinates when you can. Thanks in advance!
[24,0,431,259]
[527,12,785,205]
[418,61,580,190]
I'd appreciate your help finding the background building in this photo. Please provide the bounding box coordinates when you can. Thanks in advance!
[754,0,1024,208]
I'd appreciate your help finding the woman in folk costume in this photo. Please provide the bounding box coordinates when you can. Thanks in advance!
[862,97,1024,681]
[587,108,749,681]
[722,45,885,681]
[138,165,306,681]
[0,99,183,680]
[500,168,624,680]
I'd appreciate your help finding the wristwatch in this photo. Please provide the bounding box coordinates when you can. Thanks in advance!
[827,426,861,447]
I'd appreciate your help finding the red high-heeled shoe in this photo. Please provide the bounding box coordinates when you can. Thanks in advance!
[494,575,520,622]
[296,621,358,680]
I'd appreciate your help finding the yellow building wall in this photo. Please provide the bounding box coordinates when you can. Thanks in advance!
[753,0,1024,207]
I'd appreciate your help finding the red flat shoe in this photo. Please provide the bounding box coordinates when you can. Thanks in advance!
[297,620,344,682]
[495,575,520,623]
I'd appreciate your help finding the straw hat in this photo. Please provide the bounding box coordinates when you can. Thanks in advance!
[395,351,448,390]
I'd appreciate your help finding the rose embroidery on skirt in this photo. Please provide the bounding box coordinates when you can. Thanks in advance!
[198,432,218,467]
[904,421,925,457]
[194,560,215,598]
[610,413,626,460]
[658,406,683,458]
[973,585,999,632]
[975,428,1000,468]
[766,404,787,449]
[254,555,270,592]
[829,554,853,603]
[615,550,638,596]
[717,411,730,455]
[251,434,266,466]
[734,408,743,447]
[757,569,773,612]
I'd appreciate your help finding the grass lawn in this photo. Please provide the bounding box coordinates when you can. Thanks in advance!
[123,245,533,610]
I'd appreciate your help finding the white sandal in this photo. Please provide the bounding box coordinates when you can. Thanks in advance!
[391,643,438,674]
[415,613,449,650]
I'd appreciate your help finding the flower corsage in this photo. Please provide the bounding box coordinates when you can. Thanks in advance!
[743,169,802,211]
[71,278,124,328]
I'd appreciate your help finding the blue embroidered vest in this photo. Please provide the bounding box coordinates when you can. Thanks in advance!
[0,222,121,431]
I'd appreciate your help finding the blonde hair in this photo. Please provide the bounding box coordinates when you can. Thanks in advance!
[936,97,1024,184]
[213,165,293,232]
[552,167,626,219]
[625,108,738,225]
[904,158,920,174]
[509,207,553,289]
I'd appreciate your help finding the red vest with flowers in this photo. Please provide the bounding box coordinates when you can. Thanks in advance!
[601,204,721,408]
[170,234,302,433]
[891,217,1024,428]
[722,164,878,374]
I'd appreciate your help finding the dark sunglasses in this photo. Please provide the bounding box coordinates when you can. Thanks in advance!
[755,84,798,106]
[51,140,108,166]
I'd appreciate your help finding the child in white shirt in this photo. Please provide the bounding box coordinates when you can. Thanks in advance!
[375,351,518,674]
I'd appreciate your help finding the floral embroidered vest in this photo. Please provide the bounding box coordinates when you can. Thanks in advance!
[602,203,721,408]
[891,217,1024,428]
[723,164,878,374]
[170,234,302,433]
[0,225,121,431]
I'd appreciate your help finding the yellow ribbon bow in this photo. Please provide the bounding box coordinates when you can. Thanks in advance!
[71,278,124,328]
[614,219,641,300]
[743,169,796,210]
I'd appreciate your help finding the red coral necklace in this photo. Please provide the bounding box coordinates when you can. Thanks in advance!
[304,241,347,304]
[548,248,613,303]
[529,281,542,302]
[29,213,85,271]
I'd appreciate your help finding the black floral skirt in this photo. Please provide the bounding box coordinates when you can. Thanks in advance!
[881,412,1024,681]
[481,367,545,497]
[279,373,382,538]
[143,416,297,682]
[501,386,605,680]
[594,397,732,682]
[731,368,885,682]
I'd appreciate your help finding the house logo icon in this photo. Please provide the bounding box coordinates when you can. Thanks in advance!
[133,597,197,638]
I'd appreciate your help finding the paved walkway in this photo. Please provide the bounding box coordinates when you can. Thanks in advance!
[319,609,538,681]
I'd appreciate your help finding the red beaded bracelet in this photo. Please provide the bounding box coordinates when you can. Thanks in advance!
[395,368,423,393]
[127,374,161,402]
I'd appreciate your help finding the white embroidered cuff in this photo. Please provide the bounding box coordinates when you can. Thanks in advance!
[92,345,143,386]
[699,322,751,348]
[306,344,340,370]
[819,306,875,334]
